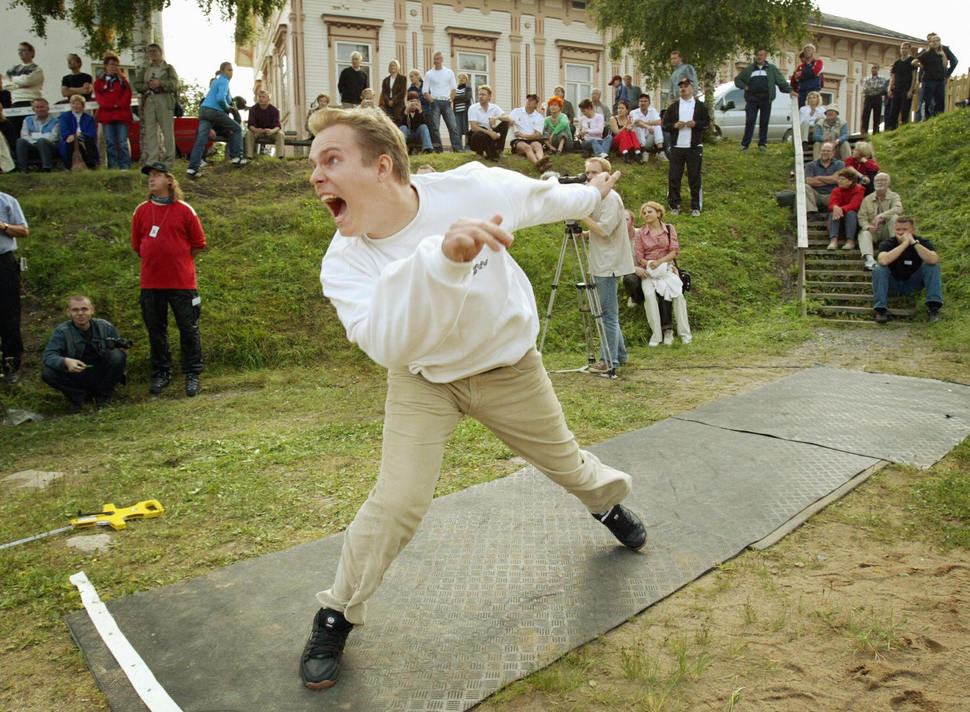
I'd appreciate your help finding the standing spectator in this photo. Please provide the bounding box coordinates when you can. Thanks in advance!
[399,91,434,154]
[57,94,99,170]
[609,74,628,115]
[799,90,825,146]
[338,52,368,106]
[826,168,865,251]
[15,98,59,172]
[860,63,889,134]
[133,43,179,171]
[734,48,795,152]
[0,192,28,384]
[845,141,879,195]
[59,53,93,103]
[245,90,284,159]
[406,70,430,115]
[132,163,207,397]
[543,96,573,154]
[887,42,918,129]
[582,157,634,373]
[5,42,45,138]
[662,77,709,217]
[633,201,691,346]
[813,106,849,159]
[667,51,698,104]
[41,295,128,411]
[609,99,641,162]
[509,93,548,171]
[873,216,942,324]
[858,172,902,272]
[94,53,133,170]
[186,62,248,178]
[379,60,406,126]
[577,98,610,158]
[589,88,611,124]
[623,75,641,105]
[793,43,823,107]
[803,142,845,220]
[423,51,462,153]
[453,73,472,150]
[466,85,509,161]
[630,94,665,160]
[918,34,958,119]
[552,85,576,136]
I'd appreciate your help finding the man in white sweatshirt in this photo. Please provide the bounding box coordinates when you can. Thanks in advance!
[300,107,647,690]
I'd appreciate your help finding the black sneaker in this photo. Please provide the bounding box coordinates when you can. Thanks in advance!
[149,371,171,394]
[300,608,353,690]
[185,373,201,397]
[592,504,647,550]
[928,308,940,323]
[874,309,888,324]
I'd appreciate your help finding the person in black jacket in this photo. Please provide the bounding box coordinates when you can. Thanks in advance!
[661,77,710,216]
[41,295,128,411]
[917,33,958,119]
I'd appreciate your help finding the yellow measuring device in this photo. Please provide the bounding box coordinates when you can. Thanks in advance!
[0,500,164,551]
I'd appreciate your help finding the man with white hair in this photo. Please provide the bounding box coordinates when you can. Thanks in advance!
[858,172,902,271]
[338,52,368,107]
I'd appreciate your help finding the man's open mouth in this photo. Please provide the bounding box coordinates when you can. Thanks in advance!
[319,193,347,221]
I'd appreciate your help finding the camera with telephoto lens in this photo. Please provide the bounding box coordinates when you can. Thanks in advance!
[104,337,133,350]
[557,172,588,185]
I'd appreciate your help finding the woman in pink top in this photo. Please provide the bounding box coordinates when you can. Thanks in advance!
[633,201,691,346]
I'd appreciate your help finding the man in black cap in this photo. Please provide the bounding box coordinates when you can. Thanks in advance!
[661,77,710,217]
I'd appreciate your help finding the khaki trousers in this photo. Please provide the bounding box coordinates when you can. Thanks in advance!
[140,95,176,168]
[316,347,633,624]
[858,216,894,258]
[244,128,285,158]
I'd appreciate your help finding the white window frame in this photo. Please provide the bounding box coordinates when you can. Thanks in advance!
[456,51,489,96]
[564,62,594,108]
[335,41,373,91]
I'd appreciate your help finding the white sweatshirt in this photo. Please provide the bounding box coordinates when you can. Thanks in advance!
[320,162,601,382]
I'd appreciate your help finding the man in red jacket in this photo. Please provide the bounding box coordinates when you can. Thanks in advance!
[131,162,206,396]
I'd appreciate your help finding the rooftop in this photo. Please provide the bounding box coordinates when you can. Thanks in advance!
[816,12,924,44]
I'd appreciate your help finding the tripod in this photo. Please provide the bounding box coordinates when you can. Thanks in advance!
[538,221,615,377]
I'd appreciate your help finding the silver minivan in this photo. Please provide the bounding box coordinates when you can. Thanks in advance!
[710,82,796,143]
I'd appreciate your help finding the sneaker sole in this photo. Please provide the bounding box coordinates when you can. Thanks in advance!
[303,678,337,690]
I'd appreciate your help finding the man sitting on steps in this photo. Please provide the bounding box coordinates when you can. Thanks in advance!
[803,142,844,221]
[858,172,902,271]
[872,215,942,324]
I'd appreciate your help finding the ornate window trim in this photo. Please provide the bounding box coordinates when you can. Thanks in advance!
[321,14,384,49]
[445,27,502,63]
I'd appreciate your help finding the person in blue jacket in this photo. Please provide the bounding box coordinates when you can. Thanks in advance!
[186,62,248,178]
[57,93,98,169]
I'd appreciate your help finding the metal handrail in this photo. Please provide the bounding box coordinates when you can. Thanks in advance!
[791,95,808,316]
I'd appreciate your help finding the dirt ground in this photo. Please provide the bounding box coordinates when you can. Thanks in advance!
[479,326,970,712]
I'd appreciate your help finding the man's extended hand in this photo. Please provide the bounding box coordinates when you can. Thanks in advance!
[587,170,621,199]
[64,357,87,373]
[441,215,513,262]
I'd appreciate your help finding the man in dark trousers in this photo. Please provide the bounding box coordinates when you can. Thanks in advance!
[662,77,710,217]
[41,295,128,411]
[734,49,795,151]
[0,191,28,383]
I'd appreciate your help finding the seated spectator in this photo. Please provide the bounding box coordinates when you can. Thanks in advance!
[399,91,433,154]
[359,87,375,108]
[466,85,509,161]
[15,97,59,172]
[633,201,691,346]
[826,167,865,251]
[0,78,16,157]
[94,54,133,170]
[576,98,610,158]
[0,113,13,172]
[803,142,844,219]
[543,96,572,154]
[872,216,942,323]
[589,88,612,124]
[58,94,99,170]
[813,106,849,159]
[415,163,435,174]
[609,99,641,163]
[845,141,879,194]
[858,172,902,271]
[60,53,93,103]
[629,94,665,161]
[552,85,576,136]
[245,89,285,158]
[41,295,128,412]
[798,90,825,145]
[509,93,548,171]
[305,93,329,133]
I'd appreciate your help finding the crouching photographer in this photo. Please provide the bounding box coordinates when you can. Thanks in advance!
[42,295,130,412]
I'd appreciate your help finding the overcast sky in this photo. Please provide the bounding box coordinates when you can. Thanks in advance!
[163,0,968,96]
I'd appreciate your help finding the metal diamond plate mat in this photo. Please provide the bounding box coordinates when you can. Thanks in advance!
[67,414,882,712]
[675,366,970,468]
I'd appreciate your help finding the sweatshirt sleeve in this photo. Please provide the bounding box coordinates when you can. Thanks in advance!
[480,166,601,231]
[321,236,476,368]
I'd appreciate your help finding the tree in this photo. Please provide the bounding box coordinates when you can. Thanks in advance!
[589,0,818,95]
[12,0,286,57]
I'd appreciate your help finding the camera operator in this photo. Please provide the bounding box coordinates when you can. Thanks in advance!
[41,295,129,412]
[581,157,634,373]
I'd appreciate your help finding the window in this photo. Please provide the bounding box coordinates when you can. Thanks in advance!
[457,52,489,95]
[335,41,373,90]
[564,63,593,107]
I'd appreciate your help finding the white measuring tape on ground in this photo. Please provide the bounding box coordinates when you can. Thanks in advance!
[70,571,183,712]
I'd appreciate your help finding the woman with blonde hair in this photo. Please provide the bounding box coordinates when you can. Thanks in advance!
[453,72,472,149]
[633,201,691,346]
[379,59,406,124]
[798,90,824,145]
[846,141,879,194]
